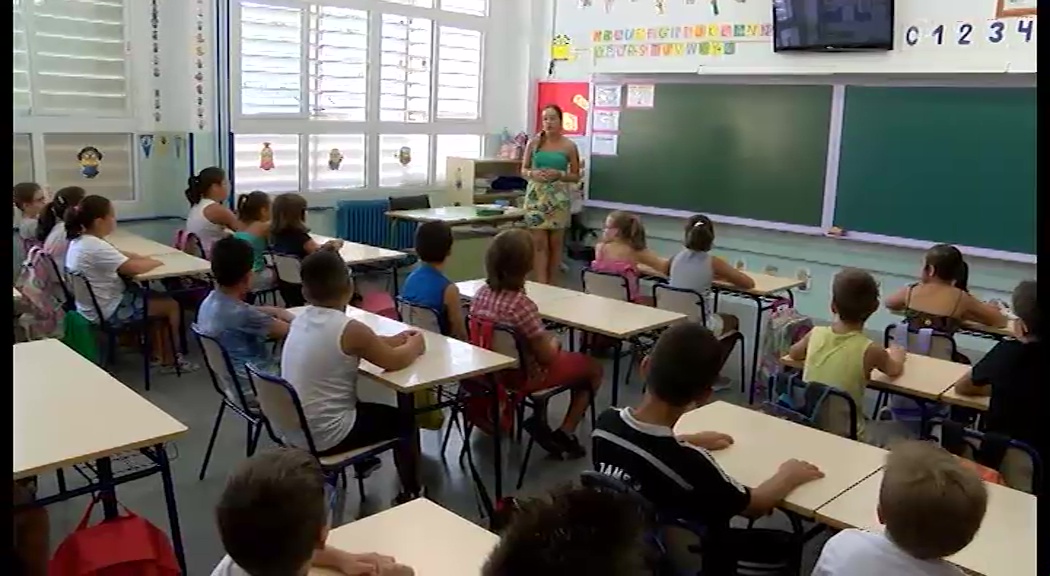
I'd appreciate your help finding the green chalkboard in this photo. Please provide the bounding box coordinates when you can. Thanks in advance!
[835,86,1036,255]
[588,83,832,227]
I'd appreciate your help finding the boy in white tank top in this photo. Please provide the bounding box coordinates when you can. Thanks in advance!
[281,248,426,501]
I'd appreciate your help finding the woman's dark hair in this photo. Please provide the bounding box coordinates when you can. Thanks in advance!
[65,195,113,240]
[13,182,42,211]
[185,166,226,206]
[607,210,647,251]
[236,191,271,223]
[37,186,86,242]
[485,229,534,292]
[270,193,309,236]
[924,244,969,292]
[536,104,564,149]
[684,214,715,252]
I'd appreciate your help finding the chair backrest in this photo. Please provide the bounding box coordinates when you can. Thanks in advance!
[811,385,859,440]
[581,267,631,302]
[245,363,316,453]
[191,324,257,415]
[272,253,303,285]
[884,323,957,361]
[467,314,529,379]
[40,251,73,305]
[177,230,207,259]
[397,298,444,335]
[579,471,670,566]
[652,284,707,324]
[927,418,1042,494]
[388,194,431,212]
[762,373,858,439]
[65,270,107,325]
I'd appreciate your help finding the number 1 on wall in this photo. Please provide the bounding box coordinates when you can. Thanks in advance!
[932,24,945,45]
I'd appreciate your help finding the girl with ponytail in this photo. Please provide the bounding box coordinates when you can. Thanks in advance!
[38,186,86,263]
[65,195,198,373]
[184,166,242,257]
[231,191,276,292]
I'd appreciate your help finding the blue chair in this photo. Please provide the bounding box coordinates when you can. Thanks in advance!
[245,363,401,525]
[192,325,264,480]
[925,417,1042,494]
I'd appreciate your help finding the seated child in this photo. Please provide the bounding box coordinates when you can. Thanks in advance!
[591,210,668,304]
[812,440,987,576]
[185,166,242,256]
[231,191,276,294]
[37,186,86,266]
[197,237,293,406]
[269,192,343,307]
[952,279,1041,491]
[400,220,467,340]
[13,182,46,250]
[281,249,425,499]
[483,484,650,576]
[213,447,414,576]
[593,322,824,574]
[64,195,196,373]
[788,268,906,441]
[470,229,604,460]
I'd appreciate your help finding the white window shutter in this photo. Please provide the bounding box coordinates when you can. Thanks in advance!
[379,14,432,123]
[239,1,303,116]
[378,134,429,187]
[435,134,481,180]
[385,0,434,9]
[23,0,129,115]
[13,1,31,114]
[43,134,134,201]
[308,134,366,190]
[436,26,481,120]
[13,133,34,185]
[440,0,487,16]
[308,5,368,121]
[234,134,301,194]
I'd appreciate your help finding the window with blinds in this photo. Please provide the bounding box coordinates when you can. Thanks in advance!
[13,134,34,185]
[436,26,481,120]
[308,134,366,190]
[435,134,481,180]
[16,0,129,115]
[309,6,368,121]
[239,2,302,116]
[43,133,134,201]
[233,134,301,193]
[440,0,487,16]
[379,14,433,123]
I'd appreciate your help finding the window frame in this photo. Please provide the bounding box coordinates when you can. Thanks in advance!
[230,0,489,195]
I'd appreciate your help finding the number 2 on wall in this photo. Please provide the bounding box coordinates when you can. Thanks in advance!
[957,23,973,45]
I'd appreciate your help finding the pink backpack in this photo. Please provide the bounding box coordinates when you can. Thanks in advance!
[15,246,67,339]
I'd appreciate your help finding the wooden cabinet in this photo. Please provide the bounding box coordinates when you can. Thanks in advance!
[443,157,524,206]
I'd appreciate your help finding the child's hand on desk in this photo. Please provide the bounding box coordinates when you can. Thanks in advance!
[341,553,414,575]
[887,344,907,364]
[680,431,734,451]
[778,459,824,486]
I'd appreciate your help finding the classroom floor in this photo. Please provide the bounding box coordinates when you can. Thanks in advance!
[35,263,836,576]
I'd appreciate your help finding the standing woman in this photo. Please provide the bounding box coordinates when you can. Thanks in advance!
[521,105,581,284]
[185,166,243,257]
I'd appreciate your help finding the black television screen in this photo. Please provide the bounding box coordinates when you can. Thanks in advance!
[773,0,894,52]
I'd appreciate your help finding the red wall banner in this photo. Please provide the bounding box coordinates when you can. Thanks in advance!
[535,81,590,136]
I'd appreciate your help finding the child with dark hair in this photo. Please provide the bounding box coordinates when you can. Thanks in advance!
[231,191,276,293]
[37,186,86,264]
[399,220,467,339]
[212,448,414,576]
[197,237,292,401]
[952,279,1042,490]
[13,182,45,243]
[185,166,242,256]
[470,229,604,459]
[788,268,906,440]
[269,193,343,307]
[65,195,196,372]
[594,322,824,574]
[591,210,668,303]
[884,244,1007,335]
[482,484,652,576]
[281,250,424,501]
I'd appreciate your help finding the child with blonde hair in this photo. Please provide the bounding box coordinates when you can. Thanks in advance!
[591,210,668,304]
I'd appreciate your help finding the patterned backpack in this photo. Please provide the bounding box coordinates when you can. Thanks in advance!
[754,298,813,403]
[14,246,67,340]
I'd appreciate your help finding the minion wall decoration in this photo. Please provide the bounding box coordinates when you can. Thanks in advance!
[396,146,412,167]
[77,146,103,179]
[328,148,344,171]
[260,142,275,171]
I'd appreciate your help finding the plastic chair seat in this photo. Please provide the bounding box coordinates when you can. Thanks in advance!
[317,439,400,469]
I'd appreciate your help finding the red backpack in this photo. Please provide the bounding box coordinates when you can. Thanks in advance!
[49,496,181,576]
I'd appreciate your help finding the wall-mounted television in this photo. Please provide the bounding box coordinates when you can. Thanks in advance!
[773,0,895,52]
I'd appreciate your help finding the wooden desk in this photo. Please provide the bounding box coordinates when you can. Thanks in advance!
[939,385,990,411]
[674,401,887,516]
[540,293,685,340]
[310,234,407,266]
[386,206,525,226]
[132,251,211,282]
[107,229,182,256]
[780,353,970,402]
[14,339,188,571]
[814,471,1035,576]
[455,279,588,308]
[311,499,498,576]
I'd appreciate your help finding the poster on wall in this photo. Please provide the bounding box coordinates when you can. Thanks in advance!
[593,84,623,108]
[592,133,619,156]
[997,0,1037,18]
[626,84,655,108]
[535,81,591,135]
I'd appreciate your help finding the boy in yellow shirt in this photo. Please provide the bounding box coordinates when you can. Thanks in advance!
[788,268,906,440]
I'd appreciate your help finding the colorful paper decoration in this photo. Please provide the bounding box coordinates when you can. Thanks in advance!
[194,0,208,131]
[150,0,161,123]
[655,0,665,14]
[77,146,103,179]
[328,148,344,171]
[396,146,412,167]
[139,135,154,158]
[260,143,275,171]
[592,23,773,58]
[551,35,573,61]
[173,136,184,159]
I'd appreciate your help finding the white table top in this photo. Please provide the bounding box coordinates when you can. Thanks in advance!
[455,279,589,308]
[674,401,888,516]
[638,265,805,297]
[386,206,525,225]
[288,306,517,393]
[814,471,1036,576]
[310,234,407,266]
[106,229,182,256]
[132,251,211,282]
[538,293,686,338]
[938,385,990,411]
[868,353,971,401]
[14,339,188,479]
[310,499,498,576]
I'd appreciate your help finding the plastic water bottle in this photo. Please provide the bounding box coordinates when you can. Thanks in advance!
[893,323,909,349]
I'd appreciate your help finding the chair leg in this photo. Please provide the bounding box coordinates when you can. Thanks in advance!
[440,406,462,459]
[738,336,747,398]
[198,402,226,481]
[331,473,347,527]
[248,422,262,455]
[164,322,182,378]
[871,391,886,420]
[56,468,67,493]
[516,436,536,490]
[141,327,152,391]
[588,388,597,430]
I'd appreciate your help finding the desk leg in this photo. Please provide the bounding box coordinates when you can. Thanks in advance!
[95,457,119,519]
[611,340,623,406]
[748,296,765,401]
[490,379,503,506]
[154,444,187,575]
[395,392,423,498]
